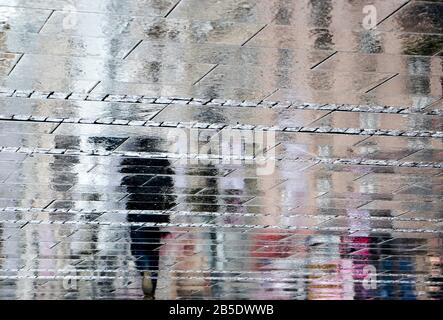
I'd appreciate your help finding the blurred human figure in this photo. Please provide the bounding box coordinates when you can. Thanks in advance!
[123,157,176,299]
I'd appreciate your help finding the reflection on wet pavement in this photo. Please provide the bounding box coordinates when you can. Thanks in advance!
[0,0,442,300]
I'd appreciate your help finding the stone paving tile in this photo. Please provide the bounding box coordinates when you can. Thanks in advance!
[426,98,443,111]
[0,53,22,76]
[0,120,58,134]
[315,52,443,76]
[0,77,96,93]
[0,0,178,16]
[0,6,52,33]
[170,0,410,26]
[309,111,443,132]
[152,104,330,128]
[40,12,265,45]
[0,134,87,150]
[197,64,396,92]
[265,77,442,108]
[378,1,443,34]
[257,26,443,56]
[367,74,443,106]
[8,54,216,85]
[0,33,141,58]
[52,122,211,138]
[0,97,164,120]
[128,42,336,68]
[402,149,443,162]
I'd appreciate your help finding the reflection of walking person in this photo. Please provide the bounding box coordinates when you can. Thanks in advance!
[124,158,176,299]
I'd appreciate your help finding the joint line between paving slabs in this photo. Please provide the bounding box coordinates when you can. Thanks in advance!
[154,102,175,120]
[49,122,62,134]
[86,164,98,173]
[87,81,101,94]
[122,39,143,60]
[37,9,55,33]
[43,199,56,210]
[424,98,442,110]
[397,148,424,162]
[306,110,334,126]
[164,0,183,18]
[193,64,219,86]
[352,135,372,148]
[7,53,24,76]
[241,24,268,47]
[374,0,412,28]
[352,172,371,182]
[310,51,338,70]
[365,73,399,94]
[260,88,280,102]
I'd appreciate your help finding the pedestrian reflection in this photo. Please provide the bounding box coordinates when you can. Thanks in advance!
[122,157,176,299]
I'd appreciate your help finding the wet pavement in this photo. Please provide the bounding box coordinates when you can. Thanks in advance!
[0,0,442,300]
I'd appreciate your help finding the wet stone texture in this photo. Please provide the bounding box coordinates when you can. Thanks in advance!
[0,0,442,300]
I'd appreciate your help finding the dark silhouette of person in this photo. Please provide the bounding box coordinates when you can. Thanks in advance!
[122,156,176,299]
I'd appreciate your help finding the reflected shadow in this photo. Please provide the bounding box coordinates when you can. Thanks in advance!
[122,155,176,299]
